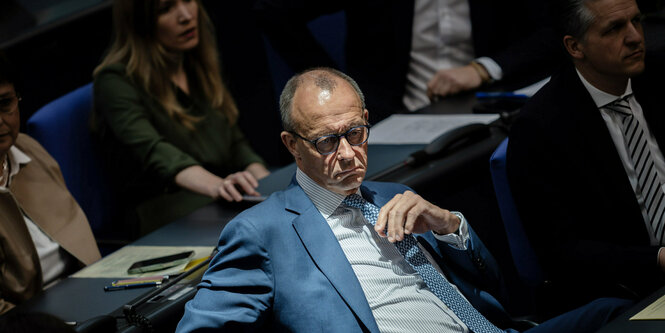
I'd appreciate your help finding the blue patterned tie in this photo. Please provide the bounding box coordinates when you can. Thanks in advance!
[343,194,503,333]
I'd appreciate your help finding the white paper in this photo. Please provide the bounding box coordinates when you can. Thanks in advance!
[514,77,550,97]
[369,114,499,145]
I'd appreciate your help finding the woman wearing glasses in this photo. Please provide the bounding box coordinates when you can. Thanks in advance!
[93,0,269,235]
[0,54,100,314]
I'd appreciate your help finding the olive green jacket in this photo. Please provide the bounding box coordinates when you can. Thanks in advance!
[93,64,265,234]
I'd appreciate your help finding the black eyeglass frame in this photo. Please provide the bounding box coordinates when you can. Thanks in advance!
[0,93,22,115]
[290,125,371,155]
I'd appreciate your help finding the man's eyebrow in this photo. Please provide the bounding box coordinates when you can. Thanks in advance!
[312,122,367,138]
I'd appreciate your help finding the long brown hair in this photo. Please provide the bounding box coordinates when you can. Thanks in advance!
[94,0,238,129]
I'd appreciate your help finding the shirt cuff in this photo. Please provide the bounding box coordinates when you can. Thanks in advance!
[432,211,469,250]
[475,57,503,81]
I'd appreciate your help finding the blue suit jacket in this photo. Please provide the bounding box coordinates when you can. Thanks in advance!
[177,181,511,332]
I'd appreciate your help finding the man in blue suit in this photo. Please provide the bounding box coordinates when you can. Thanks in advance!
[177,68,630,332]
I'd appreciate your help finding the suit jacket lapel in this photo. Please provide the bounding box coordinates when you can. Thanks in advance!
[556,67,646,235]
[285,185,380,333]
[560,68,636,195]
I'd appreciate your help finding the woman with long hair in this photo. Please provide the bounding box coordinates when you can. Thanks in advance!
[93,0,269,235]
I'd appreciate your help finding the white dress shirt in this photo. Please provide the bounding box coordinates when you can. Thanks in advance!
[296,168,472,333]
[577,70,665,246]
[403,0,502,111]
[1,146,74,286]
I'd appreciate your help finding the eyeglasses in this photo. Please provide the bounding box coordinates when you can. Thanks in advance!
[291,125,370,155]
[0,93,21,116]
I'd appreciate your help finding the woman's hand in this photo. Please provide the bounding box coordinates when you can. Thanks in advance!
[175,163,270,202]
[217,171,260,202]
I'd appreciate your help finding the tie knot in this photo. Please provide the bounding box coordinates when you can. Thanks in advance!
[343,194,365,209]
[605,94,633,115]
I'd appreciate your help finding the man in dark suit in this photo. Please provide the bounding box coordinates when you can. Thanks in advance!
[176,67,630,332]
[254,0,562,123]
[507,0,665,310]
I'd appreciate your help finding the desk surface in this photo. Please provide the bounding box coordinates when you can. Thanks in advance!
[597,285,665,333]
[10,201,244,325]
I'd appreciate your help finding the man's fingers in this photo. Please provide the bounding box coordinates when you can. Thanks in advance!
[377,191,421,243]
[376,195,398,237]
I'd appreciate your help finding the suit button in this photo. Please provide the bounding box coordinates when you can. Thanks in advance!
[474,257,486,270]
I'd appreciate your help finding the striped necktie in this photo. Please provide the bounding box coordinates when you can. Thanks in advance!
[343,194,503,333]
[605,95,665,244]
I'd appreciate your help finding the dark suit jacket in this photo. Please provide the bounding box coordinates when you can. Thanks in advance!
[255,0,561,123]
[506,63,665,303]
[177,180,515,332]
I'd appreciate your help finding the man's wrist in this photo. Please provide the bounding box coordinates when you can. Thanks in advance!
[469,61,492,84]
[433,212,462,236]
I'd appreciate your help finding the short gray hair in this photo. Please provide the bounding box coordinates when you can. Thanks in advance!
[560,0,597,40]
[279,67,366,132]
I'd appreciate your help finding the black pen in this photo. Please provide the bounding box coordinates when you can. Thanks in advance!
[104,281,161,292]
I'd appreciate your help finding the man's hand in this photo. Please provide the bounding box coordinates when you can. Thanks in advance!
[426,64,484,101]
[374,191,461,243]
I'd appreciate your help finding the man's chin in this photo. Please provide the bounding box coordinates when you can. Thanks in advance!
[330,174,364,195]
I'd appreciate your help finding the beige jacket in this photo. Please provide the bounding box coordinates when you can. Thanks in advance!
[0,134,100,314]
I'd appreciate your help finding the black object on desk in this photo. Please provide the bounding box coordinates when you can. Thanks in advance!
[111,254,213,332]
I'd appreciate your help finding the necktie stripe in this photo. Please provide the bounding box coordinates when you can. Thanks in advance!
[648,191,664,220]
[645,173,660,210]
[630,133,646,160]
[642,164,657,198]
[638,154,654,183]
[626,122,639,144]
[651,194,665,224]
[605,94,665,245]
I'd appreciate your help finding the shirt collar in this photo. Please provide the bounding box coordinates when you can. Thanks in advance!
[576,68,633,109]
[296,168,358,218]
[6,145,31,185]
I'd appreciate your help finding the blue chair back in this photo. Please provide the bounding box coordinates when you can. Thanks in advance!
[26,83,118,244]
[489,137,544,287]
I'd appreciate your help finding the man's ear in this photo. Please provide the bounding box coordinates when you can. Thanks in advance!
[363,109,369,122]
[563,35,585,60]
[281,131,300,159]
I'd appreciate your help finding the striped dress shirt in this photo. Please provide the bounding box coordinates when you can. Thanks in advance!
[296,169,471,332]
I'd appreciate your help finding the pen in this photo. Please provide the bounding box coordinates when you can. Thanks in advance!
[475,92,528,99]
[112,275,168,286]
[104,281,162,292]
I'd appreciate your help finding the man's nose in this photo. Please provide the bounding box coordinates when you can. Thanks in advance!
[625,21,644,45]
[336,137,355,160]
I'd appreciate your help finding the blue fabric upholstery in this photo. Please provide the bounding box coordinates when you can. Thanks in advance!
[489,137,544,286]
[26,83,119,246]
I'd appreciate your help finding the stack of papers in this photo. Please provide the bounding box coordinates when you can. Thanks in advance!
[369,114,499,145]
